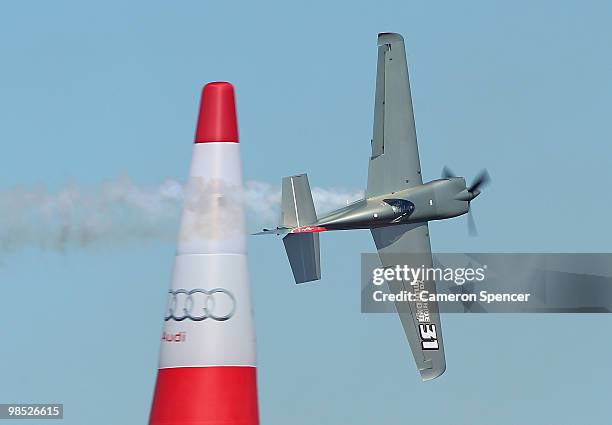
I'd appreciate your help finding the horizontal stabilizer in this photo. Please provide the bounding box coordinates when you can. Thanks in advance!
[283,233,321,283]
[281,174,317,228]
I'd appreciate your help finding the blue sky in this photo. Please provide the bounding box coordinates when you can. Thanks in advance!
[0,1,611,424]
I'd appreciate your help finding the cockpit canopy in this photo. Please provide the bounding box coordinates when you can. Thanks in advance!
[382,199,415,215]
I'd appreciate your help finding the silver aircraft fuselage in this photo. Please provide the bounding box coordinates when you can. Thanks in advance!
[314,177,479,231]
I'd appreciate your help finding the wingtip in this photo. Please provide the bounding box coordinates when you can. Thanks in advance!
[419,363,446,381]
[377,32,404,45]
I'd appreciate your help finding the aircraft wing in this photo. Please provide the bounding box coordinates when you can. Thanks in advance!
[367,33,423,197]
[371,223,446,381]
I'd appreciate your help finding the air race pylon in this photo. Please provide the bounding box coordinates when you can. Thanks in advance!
[149,82,259,425]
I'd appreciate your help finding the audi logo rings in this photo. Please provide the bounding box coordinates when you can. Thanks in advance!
[164,288,236,322]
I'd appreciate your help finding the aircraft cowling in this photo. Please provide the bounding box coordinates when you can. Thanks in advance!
[405,178,470,222]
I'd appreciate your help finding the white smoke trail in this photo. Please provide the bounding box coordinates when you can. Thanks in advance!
[0,177,363,253]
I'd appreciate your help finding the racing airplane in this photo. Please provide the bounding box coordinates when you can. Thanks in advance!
[255,32,489,381]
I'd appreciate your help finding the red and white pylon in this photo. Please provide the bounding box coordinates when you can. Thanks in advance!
[149,82,259,425]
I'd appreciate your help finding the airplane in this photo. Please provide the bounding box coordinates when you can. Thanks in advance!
[255,32,490,381]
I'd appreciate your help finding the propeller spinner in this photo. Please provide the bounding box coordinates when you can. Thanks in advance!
[442,167,491,236]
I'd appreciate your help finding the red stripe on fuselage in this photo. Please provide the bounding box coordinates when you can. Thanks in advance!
[290,226,327,234]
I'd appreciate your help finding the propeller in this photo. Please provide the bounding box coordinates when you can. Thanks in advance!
[467,208,478,236]
[441,166,456,179]
[441,167,491,236]
[467,169,491,194]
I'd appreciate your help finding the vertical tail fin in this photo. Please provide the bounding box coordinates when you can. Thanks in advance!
[280,174,321,283]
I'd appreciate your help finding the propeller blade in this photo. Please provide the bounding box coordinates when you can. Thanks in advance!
[442,166,456,179]
[468,169,490,193]
[467,208,478,237]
